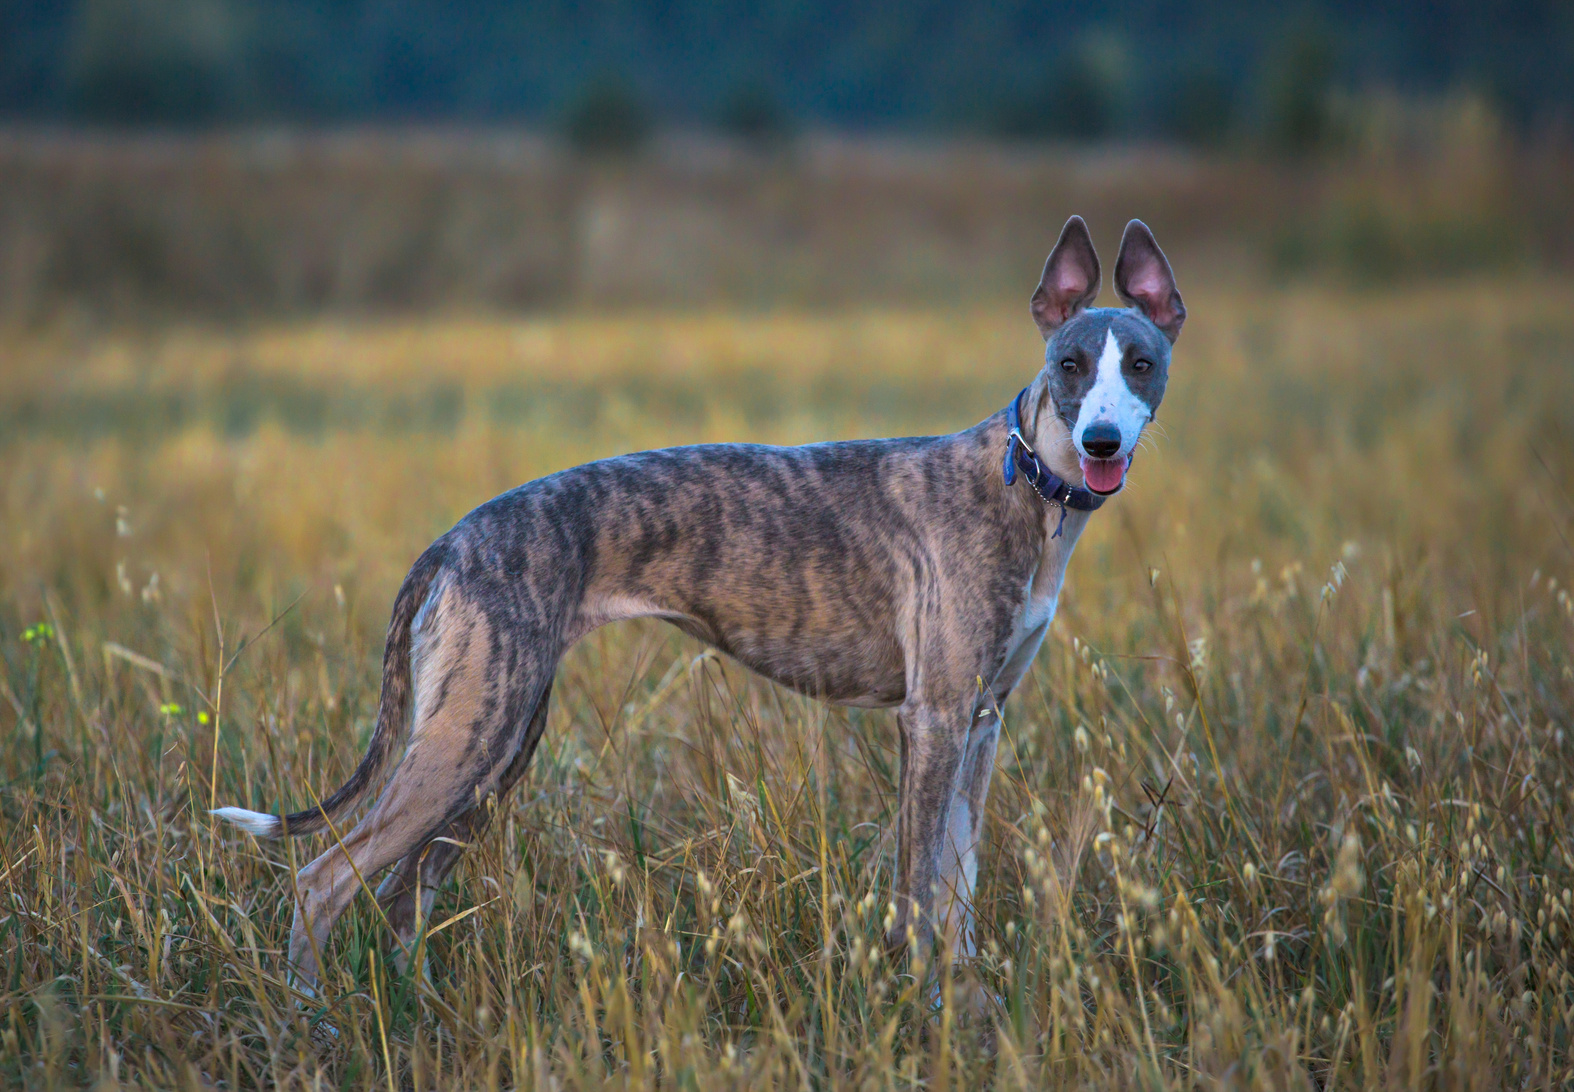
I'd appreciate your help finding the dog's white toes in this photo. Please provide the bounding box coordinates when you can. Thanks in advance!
[926,973,1006,1020]
[308,1020,340,1051]
[392,949,434,985]
[286,971,319,1001]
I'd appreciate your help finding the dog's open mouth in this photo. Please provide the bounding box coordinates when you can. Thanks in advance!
[1079,455,1130,495]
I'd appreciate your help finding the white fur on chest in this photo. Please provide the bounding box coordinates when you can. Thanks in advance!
[991,511,1084,697]
[995,580,1055,690]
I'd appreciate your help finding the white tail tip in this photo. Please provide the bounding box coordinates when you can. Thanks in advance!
[211,806,282,837]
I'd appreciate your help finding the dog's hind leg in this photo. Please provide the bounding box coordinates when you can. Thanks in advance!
[285,588,557,990]
[378,680,555,972]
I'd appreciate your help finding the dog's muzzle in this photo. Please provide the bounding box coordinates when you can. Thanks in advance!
[1076,421,1131,495]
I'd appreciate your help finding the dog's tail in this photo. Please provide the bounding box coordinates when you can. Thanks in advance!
[212,544,447,839]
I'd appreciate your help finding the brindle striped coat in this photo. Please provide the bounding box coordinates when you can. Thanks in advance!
[213,216,1185,989]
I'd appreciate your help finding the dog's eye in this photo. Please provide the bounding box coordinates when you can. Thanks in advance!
[1059,358,1078,373]
[1131,359,1152,373]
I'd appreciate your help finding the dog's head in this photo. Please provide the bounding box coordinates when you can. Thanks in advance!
[1027,216,1184,497]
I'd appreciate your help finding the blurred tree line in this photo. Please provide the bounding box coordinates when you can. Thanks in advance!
[0,0,1569,149]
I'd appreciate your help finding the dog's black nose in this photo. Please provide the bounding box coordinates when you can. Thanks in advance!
[1081,423,1122,460]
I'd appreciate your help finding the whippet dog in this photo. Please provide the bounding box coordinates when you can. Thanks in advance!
[214,216,1185,989]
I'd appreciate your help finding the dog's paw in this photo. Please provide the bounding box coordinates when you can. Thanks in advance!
[285,969,341,1049]
[308,1018,341,1053]
[883,926,909,961]
[884,919,934,962]
[924,976,1004,1058]
[286,970,321,1002]
[392,948,434,986]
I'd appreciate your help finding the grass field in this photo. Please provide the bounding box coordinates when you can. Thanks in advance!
[3,280,1574,1088]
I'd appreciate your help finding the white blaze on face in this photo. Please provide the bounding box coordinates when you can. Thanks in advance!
[1073,328,1150,459]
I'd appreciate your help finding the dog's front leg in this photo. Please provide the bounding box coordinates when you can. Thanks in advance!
[888,700,970,959]
[937,705,1001,960]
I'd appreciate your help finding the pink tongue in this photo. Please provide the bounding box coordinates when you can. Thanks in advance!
[1080,455,1129,494]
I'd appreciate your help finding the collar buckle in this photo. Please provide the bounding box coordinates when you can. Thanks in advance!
[1002,385,1109,520]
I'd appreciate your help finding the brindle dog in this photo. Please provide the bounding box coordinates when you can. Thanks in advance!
[214,216,1185,990]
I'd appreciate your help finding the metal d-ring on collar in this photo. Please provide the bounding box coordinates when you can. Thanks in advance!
[1003,386,1108,539]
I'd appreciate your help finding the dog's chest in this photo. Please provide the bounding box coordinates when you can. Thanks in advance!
[991,514,1083,695]
[996,579,1056,682]
[1010,584,1057,647]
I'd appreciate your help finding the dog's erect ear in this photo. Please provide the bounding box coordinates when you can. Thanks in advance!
[1114,219,1185,343]
[1031,215,1102,339]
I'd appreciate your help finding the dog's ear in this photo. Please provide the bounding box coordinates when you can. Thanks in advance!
[1031,215,1102,339]
[1114,219,1185,343]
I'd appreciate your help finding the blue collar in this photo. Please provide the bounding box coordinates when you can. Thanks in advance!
[1003,386,1107,537]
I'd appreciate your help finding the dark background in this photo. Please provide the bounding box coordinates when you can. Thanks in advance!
[1,2,1571,321]
[2,0,1571,144]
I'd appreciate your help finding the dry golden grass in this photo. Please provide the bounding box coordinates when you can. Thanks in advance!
[2,280,1574,1088]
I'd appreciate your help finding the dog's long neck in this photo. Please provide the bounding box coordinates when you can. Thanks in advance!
[977,375,1097,552]
[969,393,1095,596]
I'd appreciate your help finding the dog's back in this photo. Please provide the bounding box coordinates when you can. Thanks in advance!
[441,425,1040,705]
